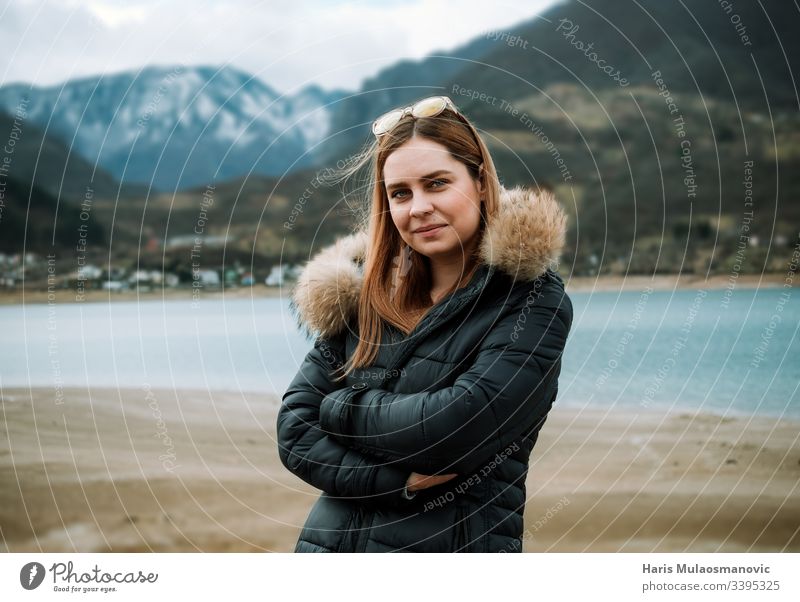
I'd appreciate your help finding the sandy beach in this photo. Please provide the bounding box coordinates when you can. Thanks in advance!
[1,386,797,552]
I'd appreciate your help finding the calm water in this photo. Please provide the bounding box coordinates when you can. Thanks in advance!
[1,286,797,418]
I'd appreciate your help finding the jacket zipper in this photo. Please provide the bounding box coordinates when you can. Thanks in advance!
[375,267,493,389]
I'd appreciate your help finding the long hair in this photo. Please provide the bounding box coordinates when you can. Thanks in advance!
[324,102,501,381]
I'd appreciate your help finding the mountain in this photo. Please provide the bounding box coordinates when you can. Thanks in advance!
[454,0,798,115]
[5,0,795,193]
[0,65,349,190]
[314,0,799,274]
[318,0,798,160]
[1,0,797,276]
[0,110,138,201]
[0,174,107,256]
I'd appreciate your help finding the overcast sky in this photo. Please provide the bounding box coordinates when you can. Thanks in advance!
[0,0,561,93]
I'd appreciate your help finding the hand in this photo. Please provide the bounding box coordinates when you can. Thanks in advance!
[405,471,458,492]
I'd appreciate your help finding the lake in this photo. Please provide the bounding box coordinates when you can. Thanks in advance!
[1,286,797,418]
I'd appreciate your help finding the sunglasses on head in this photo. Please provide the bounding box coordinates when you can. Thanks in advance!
[371,95,462,138]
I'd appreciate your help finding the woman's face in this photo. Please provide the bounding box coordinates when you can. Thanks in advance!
[383,135,484,263]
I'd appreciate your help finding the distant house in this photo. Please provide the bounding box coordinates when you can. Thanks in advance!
[198,270,221,287]
[265,265,289,286]
[128,269,179,288]
[224,268,238,286]
[79,265,103,280]
[271,264,302,283]
[102,280,127,292]
[128,270,157,285]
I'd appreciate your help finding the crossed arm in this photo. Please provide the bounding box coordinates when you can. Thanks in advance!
[318,300,571,476]
[277,335,420,508]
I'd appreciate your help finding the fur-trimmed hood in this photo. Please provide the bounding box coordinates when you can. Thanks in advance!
[289,185,568,339]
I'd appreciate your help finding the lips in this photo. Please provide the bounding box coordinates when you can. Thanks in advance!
[413,223,447,233]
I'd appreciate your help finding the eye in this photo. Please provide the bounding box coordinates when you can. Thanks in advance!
[389,179,447,200]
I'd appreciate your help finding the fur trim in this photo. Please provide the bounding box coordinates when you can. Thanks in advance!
[479,185,567,281]
[289,185,567,339]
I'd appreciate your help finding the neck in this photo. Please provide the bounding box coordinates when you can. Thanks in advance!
[428,245,480,304]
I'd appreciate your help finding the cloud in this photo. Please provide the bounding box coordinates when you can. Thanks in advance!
[86,1,150,28]
[0,0,559,93]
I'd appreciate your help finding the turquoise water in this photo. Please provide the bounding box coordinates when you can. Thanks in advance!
[1,286,797,418]
[560,286,798,419]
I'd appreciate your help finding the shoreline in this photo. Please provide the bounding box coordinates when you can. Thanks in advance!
[0,273,789,306]
[2,386,798,552]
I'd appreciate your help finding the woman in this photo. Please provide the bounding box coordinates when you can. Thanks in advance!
[277,95,573,552]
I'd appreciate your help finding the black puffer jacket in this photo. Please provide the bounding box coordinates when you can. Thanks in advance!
[277,185,573,552]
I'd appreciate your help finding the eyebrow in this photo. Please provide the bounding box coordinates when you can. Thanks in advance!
[385,170,454,192]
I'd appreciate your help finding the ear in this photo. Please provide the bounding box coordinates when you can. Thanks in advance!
[477,163,486,196]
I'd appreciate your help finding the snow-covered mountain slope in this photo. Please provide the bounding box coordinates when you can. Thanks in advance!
[0,65,348,189]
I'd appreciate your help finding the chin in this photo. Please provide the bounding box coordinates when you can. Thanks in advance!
[417,243,462,259]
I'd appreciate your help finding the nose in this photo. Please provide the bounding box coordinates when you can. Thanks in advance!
[408,193,434,218]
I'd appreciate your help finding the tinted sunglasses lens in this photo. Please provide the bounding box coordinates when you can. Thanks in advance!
[373,109,403,136]
[412,96,447,118]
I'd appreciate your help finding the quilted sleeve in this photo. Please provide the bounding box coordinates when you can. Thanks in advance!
[277,333,420,508]
[319,278,573,476]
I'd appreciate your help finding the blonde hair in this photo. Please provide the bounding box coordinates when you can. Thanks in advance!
[323,102,501,381]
